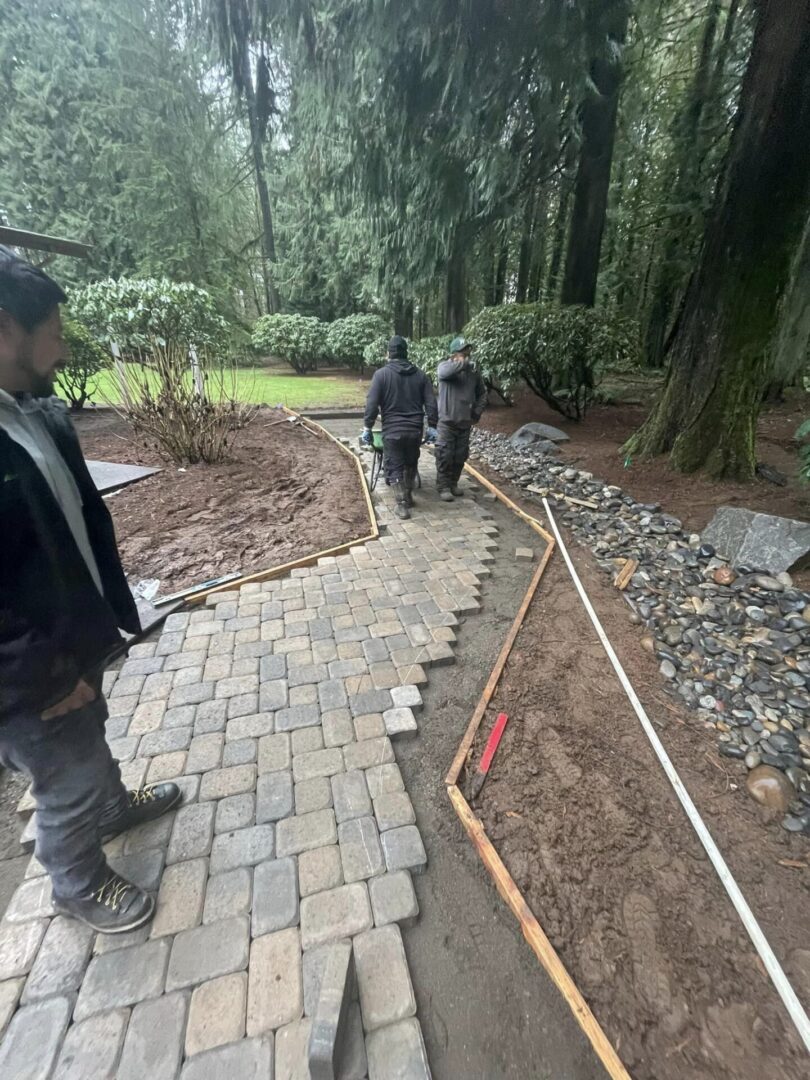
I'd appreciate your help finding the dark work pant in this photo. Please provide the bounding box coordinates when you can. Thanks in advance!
[436,420,471,489]
[0,677,128,899]
[383,433,421,490]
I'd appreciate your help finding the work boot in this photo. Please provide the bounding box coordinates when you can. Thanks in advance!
[53,868,155,935]
[450,483,464,497]
[394,498,411,520]
[438,489,454,502]
[99,782,182,842]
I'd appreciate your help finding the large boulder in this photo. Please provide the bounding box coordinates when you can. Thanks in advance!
[509,422,570,449]
[702,507,810,574]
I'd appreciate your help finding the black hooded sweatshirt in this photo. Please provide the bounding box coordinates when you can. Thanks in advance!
[363,358,438,436]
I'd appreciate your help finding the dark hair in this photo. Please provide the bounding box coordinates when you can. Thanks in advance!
[0,246,67,332]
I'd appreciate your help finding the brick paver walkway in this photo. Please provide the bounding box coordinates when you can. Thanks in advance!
[0,438,500,1079]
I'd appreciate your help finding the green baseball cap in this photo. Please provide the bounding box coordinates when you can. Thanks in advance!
[449,336,472,353]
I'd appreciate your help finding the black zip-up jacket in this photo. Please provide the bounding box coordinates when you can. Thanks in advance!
[363,358,438,436]
[0,397,140,721]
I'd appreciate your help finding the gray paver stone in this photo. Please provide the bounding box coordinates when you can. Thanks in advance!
[193,699,228,735]
[257,770,295,823]
[291,727,324,754]
[259,732,291,774]
[354,924,416,1032]
[390,685,423,711]
[353,713,386,741]
[169,682,215,709]
[288,663,329,688]
[275,1018,312,1080]
[180,1036,273,1080]
[380,825,427,875]
[185,971,247,1056]
[260,653,286,680]
[185,733,224,774]
[74,937,170,1020]
[166,915,249,991]
[253,856,299,935]
[227,711,274,739]
[4,876,54,922]
[118,991,188,1080]
[298,845,344,898]
[368,871,419,928]
[21,916,94,1002]
[0,978,23,1039]
[227,692,260,719]
[373,792,416,832]
[209,824,275,873]
[307,939,356,1080]
[300,883,372,951]
[151,857,208,937]
[328,773,373,820]
[199,763,257,801]
[292,748,344,783]
[123,812,175,854]
[338,816,385,882]
[321,708,355,748]
[203,867,252,924]
[276,808,337,857]
[53,1008,129,1080]
[302,938,355,1017]
[167,801,215,864]
[318,679,348,712]
[365,764,404,800]
[365,1018,430,1080]
[223,737,258,767]
[259,678,288,713]
[382,707,418,739]
[343,737,394,772]
[0,995,73,1080]
[276,704,320,732]
[295,777,333,814]
[348,690,393,717]
[215,793,256,833]
[247,928,303,1035]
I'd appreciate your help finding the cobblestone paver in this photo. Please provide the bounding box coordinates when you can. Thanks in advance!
[0,436,499,1077]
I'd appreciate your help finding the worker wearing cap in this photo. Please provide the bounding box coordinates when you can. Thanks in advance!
[435,336,487,500]
[361,335,438,520]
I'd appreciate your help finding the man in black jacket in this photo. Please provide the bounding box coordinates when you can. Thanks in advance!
[436,336,487,500]
[0,249,180,933]
[361,335,438,519]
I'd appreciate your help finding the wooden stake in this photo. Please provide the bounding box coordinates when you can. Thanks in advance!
[462,461,555,544]
[447,785,632,1080]
[613,558,638,591]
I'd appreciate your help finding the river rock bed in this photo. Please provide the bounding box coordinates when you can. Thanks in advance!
[470,429,810,835]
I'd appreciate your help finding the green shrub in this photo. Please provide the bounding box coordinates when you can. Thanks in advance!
[362,335,389,369]
[56,317,112,410]
[252,313,324,374]
[463,303,640,419]
[327,314,390,371]
[409,336,448,382]
[71,277,229,357]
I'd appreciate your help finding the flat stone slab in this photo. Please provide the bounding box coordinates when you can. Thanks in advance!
[0,995,73,1079]
[354,924,417,1032]
[366,1017,431,1080]
[701,506,810,574]
[509,422,569,448]
[86,458,159,495]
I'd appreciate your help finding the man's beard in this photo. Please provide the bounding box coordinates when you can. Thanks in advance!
[16,347,56,398]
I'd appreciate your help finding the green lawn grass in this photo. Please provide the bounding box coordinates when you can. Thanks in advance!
[89,366,370,410]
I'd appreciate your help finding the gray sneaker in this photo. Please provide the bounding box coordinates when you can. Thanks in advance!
[53,869,155,934]
[439,490,454,502]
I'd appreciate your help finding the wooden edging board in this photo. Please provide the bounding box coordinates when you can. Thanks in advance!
[186,408,378,604]
[446,466,631,1079]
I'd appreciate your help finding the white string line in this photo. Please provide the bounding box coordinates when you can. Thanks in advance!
[542,498,810,1056]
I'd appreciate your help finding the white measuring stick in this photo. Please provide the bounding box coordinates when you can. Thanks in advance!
[542,498,810,1055]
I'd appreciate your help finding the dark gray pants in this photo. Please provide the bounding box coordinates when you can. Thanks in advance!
[383,432,421,491]
[0,682,128,899]
[436,420,471,490]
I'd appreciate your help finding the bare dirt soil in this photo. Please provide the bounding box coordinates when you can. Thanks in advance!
[468,511,809,1079]
[481,389,810,533]
[74,407,370,594]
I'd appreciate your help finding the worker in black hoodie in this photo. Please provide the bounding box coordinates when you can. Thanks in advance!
[361,335,438,519]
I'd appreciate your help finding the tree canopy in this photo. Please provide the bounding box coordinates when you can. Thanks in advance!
[2,0,809,479]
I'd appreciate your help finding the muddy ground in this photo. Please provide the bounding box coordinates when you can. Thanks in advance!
[74,407,370,595]
[466,490,810,1078]
[480,390,810,534]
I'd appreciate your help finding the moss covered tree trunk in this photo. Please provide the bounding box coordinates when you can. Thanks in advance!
[626,0,810,480]
[561,0,629,307]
